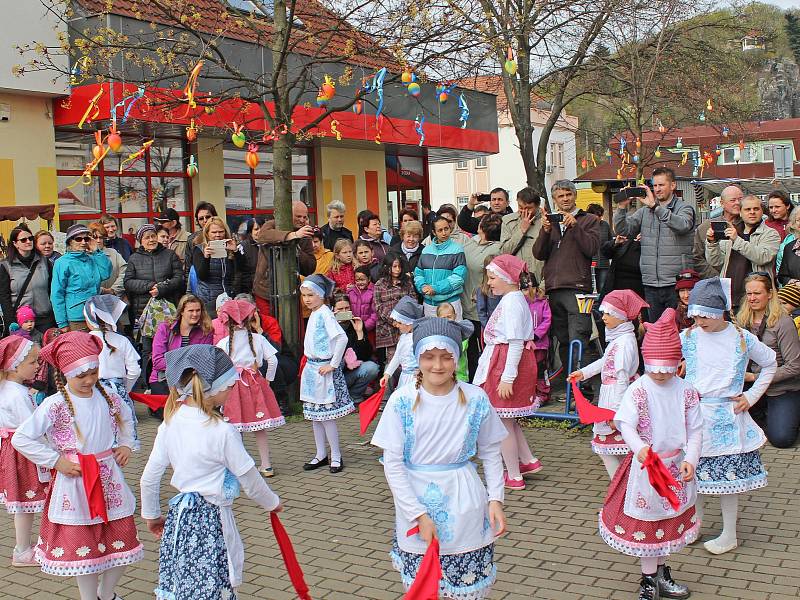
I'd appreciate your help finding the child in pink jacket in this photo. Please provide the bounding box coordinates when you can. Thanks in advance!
[526,284,552,405]
[348,266,377,333]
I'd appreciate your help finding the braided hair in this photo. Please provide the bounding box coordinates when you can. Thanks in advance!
[412,360,466,410]
[100,324,117,354]
[54,370,124,442]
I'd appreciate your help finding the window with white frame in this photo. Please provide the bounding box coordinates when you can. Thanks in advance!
[457,196,470,207]
[720,144,758,165]
[549,143,565,167]
[475,156,487,168]
[456,160,468,170]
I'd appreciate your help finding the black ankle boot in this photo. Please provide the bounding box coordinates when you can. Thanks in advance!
[638,574,660,600]
[657,565,690,599]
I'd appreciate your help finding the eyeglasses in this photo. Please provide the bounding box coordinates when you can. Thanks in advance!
[92,234,104,240]
[15,236,33,243]
[676,273,696,281]
[197,215,211,222]
[71,236,91,243]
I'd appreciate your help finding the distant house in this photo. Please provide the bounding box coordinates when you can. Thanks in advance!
[741,34,767,52]
[428,75,577,211]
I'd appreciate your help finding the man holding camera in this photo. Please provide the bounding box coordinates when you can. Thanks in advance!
[613,167,695,322]
[692,185,743,279]
[499,187,544,282]
[533,179,599,374]
[457,187,513,234]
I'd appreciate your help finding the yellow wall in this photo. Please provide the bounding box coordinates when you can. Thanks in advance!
[0,93,58,238]
[194,137,226,220]
[315,144,387,233]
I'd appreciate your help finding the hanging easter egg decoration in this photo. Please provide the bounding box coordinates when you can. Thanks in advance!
[738,139,746,151]
[231,122,246,148]
[204,105,215,115]
[605,148,612,163]
[715,146,721,156]
[92,131,104,160]
[699,111,706,122]
[436,84,455,104]
[707,99,713,112]
[186,155,198,178]
[722,126,729,138]
[654,147,662,159]
[633,154,640,164]
[636,137,641,149]
[705,151,714,166]
[692,167,699,177]
[407,81,421,97]
[504,47,517,76]
[401,67,415,86]
[581,157,588,169]
[245,143,259,170]
[353,99,363,114]
[658,119,666,134]
[676,137,683,149]
[619,136,627,157]
[186,119,198,142]
[107,127,123,152]
[321,75,336,100]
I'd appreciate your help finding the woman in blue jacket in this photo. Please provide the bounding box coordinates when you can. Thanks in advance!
[50,224,112,331]
[414,215,468,318]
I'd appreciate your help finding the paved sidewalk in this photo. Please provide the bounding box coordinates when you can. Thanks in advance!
[1,404,798,599]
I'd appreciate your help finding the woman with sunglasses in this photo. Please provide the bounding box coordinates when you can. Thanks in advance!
[0,225,57,335]
[50,224,112,332]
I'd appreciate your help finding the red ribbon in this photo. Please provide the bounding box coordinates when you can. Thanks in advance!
[359,384,386,435]
[271,512,312,600]
[642,448,681,511]
[404,526,441,600]
[129,392,168,411]
[298,355,307,379]
[571,381,616,424]
[77,453,108,523]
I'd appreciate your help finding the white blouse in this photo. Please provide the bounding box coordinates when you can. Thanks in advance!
[304,305,347,368]
[474,290,533,386]
[0,380,37,435]
[216,330,278,381]
[90,330,141,392]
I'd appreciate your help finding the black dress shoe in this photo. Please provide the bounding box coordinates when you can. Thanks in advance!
[302,457,329,471]
[330,459,344,474]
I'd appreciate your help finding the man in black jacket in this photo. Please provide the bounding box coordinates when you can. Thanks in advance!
[320,200,354,250]
[457,187,513,235]
[332,294,380,404]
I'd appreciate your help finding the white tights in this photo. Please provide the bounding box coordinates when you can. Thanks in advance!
[76,565,127,600]
[599,455,623,479]
[640,556,666,575]
[697,495,739,546]
[14,512,34,551]
[312,420,342,465]
[500,418,535,479]
[253,429,271,469]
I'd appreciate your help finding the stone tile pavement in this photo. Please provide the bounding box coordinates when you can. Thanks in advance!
[1,403,798,599]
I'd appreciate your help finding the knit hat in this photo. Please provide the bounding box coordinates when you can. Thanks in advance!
[390,296,424,325]
[84,295,126,332]
[39,331,103,378]
[0,336,35,371]
[641,308,683,373]
[215,293,233,313]
[687,277,731,319]
[412,317,474,361]
[165,345,238,402]
[599,290,649,321]
[778,285,800,308]
[675,269,701,291]
[218,298,255,326]
[300,274,335,299]
[136,224,157,243]
[486,254,527,284]
[16,305,35,325]
[65,224,91,243]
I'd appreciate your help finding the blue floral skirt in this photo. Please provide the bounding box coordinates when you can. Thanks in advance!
[156,493,236,600]
[697,450,767,495]
[390,537,496,600]
[100,377,140,451]
[303,366,355,421]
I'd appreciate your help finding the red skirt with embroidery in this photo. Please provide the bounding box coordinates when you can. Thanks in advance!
[0,440,48,514]
[35,485,143,577]
[222,369,286,432]
[481,343,539,418]
[591,433,630,456]
[598,454,700,558]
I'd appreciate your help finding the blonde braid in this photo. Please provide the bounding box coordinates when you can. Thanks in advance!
[55,371,82,442]
[95,382,123,428]
[413,370,423,410]
[247,327,256,360]
[731,322,747,353]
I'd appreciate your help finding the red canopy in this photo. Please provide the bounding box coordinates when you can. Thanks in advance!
[0,204,56,222]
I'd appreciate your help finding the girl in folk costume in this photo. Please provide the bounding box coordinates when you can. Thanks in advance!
[380,295,424,390]
[216,299,285,478]
[473,254,540,490]
[0,336,48,567]
[299,274,355,474]
[599,308,703,600]
[569,290,649,478]
[84,295,142,450]
[372,317,507,599]
[11,331,142,600]
[140,345,282,600]
[681,277,777,555]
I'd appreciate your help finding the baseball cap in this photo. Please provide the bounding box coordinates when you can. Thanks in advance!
[154,208,180,223]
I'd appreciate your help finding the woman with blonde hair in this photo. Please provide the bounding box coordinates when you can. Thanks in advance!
[736,272,800,448]
[192,217,246,317]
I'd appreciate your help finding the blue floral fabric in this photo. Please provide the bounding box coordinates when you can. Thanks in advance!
[100,377,139,449]
[697,450,767,495]
[156,494,236,600]
[419,483,454,543]
[391,537,496,599]
[302,365,355,421]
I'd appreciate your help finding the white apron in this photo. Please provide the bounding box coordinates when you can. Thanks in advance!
[699,397,766,457]
[623,449,696,521]
[300,358,335,405]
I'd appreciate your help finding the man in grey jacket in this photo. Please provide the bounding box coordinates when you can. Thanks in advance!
[692,185,743,279]
[613,167,695,321]
[499,187,544,284]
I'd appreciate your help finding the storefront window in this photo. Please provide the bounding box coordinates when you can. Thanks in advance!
[55,131,192,231]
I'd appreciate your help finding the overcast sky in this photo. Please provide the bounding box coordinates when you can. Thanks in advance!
[764,0,799,8]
